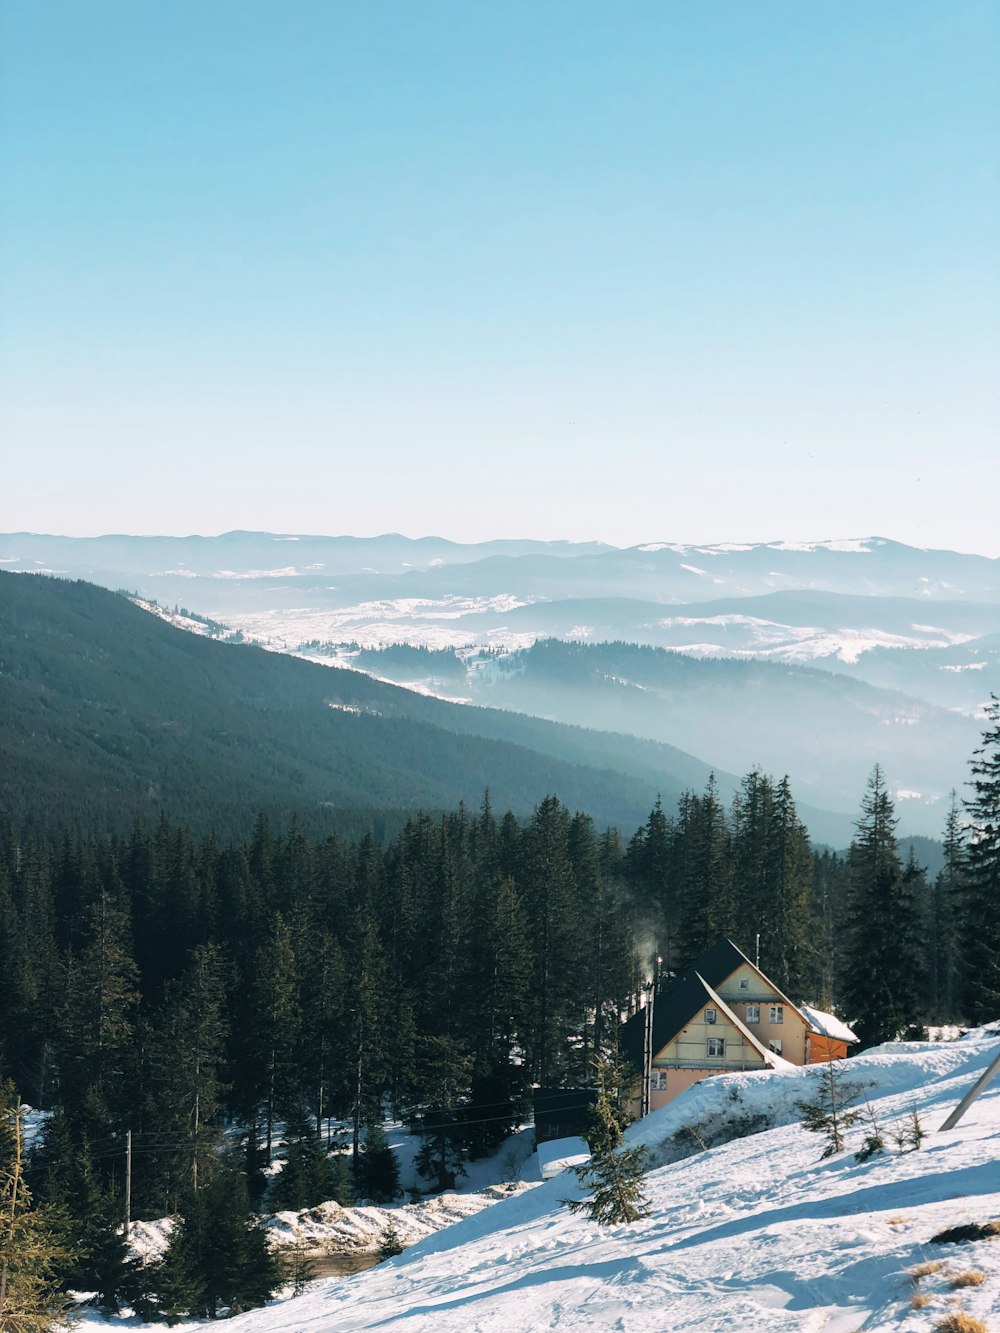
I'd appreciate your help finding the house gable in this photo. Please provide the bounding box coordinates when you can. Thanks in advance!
[620,938,811,1076]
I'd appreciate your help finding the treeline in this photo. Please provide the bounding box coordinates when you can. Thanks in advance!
[625,698,1000,1046]
[1,692,998,1319]
[0,797,641,1214]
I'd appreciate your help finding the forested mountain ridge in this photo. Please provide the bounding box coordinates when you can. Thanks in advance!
[2,571,802,838]
[466,638,980,827]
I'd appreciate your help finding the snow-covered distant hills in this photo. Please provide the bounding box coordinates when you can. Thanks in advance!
[5,532,996,699]
[7,533,997,835]
[2,532,998,606]
[166,1026,1000,1333]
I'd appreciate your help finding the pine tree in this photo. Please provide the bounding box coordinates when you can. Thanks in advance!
[795,1060,863,1158]
[412,1036,471,1193]
[140,1160,280,1321]
[931,793,963,1022]
[563,1057,649,1226]
[270,1113,336,1211]
[959,695,1000,1023]
[377,1217,404,1261]
[840,767,923,1047]
[356,1122,400,1204]
[0,1081,73,1332]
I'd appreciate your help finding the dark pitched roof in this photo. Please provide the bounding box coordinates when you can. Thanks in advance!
[621,937,766,1072]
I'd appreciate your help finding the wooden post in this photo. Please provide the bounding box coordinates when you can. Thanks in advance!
[938,1044,1000,1133]
[641,982,654,1118]
[124,1130,132,1239]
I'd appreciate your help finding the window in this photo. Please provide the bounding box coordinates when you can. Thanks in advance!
[769,1005,784,1024]
[704,1007,717,1025]
[706,1037,725,1058]
[651,1070,668,1092]
[738,978,749,991]
[768,1038,783,1056]
[745,1004,760,1024]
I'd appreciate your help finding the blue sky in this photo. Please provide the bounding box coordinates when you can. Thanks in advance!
[1,1,997,551]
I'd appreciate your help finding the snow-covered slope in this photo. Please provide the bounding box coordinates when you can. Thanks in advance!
[213,1029,1000,1332]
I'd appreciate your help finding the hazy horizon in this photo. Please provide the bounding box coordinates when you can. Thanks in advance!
[2,3,997,554]
[3,527,1000,561]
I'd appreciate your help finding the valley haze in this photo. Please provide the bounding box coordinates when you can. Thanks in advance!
[3,530,997,839]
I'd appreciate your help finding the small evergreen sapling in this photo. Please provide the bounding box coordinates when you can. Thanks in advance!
[892,1109,927,1154]
[854,1101,887,1164]
[285,1238,315,1297]
[795,1059,863,1158]
[563,1055,650,1226]
[378,1217,405,1261]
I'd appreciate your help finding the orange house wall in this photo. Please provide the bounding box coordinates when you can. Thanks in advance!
[806,1034,849,1063]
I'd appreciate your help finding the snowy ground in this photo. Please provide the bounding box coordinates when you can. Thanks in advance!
[128,1123,541,1265]
[199,1027,1000,1332]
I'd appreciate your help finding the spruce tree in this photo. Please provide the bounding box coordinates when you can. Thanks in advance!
[563,1057,649,1226]
[795,1060,863,1158]
[412,1035,471,1193]
[840,767,923,1047]
[377,1217,405,1261]
[931,793,963,1022]
[356,1122,400,1204]
[141,1159,280,1321]
[520,796,583,1086]
[674,778,731,969]
[270,1113,336,1211]
[959,695,1000,1023]
[0,1082,73,1332]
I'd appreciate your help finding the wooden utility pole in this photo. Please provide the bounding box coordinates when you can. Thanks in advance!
[938,1045,1000,1133]
[641,981,654,1118]
[124,1130,132,1239]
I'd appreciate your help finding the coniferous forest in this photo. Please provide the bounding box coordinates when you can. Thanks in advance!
[2,691,999,1320]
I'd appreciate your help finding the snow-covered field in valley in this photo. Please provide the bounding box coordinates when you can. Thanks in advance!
[130,1026,1000,1333]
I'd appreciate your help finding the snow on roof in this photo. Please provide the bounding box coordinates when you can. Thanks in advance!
[536,1136,590,1181]
[799,1004,858,1044]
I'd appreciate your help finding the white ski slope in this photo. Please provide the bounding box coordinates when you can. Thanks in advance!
[211,1028,1000,1332]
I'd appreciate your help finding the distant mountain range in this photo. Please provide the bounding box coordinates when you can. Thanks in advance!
[3,532,995,836]
[2,571,860,844]
[2,531,998,605]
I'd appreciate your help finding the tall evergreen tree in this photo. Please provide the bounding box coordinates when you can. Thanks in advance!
[674,777,731,969]
[0,1081,72,1332]
[930,792,963,1022]
[58,885,139,1138]
[841,767,923,1046]
[138,1160,280,1322]
[959,695,1000,1023]
[520,796,583,1085]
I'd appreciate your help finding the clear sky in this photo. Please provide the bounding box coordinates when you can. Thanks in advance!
[1,1,998,552]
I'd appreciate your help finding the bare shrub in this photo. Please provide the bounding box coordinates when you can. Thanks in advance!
[910,1259,945,1282]
[949,1270,986,1289]
[933,1313,988,1333]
